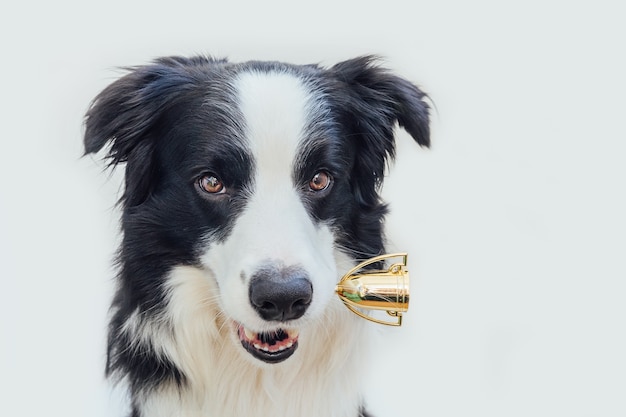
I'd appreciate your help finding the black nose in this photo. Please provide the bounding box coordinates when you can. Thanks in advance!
[249,266,313,322]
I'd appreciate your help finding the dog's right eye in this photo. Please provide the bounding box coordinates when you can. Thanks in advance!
[309,171,332,193]
[198,174,225,194]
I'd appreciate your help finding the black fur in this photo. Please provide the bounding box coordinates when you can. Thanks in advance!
[84,55,429,416]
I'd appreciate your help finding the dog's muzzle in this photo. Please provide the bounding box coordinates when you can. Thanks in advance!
[237,265,311,363]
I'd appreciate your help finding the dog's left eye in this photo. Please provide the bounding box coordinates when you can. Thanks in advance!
[198,174,225,194]
[309,171,332,192]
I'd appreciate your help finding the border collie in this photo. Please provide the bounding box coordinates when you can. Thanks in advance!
[84,55,430,417]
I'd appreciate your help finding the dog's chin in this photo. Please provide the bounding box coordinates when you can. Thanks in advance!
[235,324,300,364]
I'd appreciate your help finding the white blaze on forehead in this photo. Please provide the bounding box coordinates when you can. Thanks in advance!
[231,70,318,263]
[235,70,311,178]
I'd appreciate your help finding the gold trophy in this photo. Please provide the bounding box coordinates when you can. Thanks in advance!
[336,253,410,326]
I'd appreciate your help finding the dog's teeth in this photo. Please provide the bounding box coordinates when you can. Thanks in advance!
[253,343,261,349]
[285,341,293,348]
[278,345,286,351]
[244,328,256,340]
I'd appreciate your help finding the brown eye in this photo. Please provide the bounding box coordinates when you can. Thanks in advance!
[198,174,224,194]
[309,171,332,192]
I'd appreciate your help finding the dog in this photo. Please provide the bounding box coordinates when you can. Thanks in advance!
[84,55,430,417]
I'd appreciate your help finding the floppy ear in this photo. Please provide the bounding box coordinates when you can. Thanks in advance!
[331,56,430,205]
[83,56,222,206]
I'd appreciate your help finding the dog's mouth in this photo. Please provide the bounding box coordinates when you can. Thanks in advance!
[237,325,299,363]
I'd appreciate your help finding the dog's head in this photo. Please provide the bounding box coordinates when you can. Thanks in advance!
[85,55,429,366]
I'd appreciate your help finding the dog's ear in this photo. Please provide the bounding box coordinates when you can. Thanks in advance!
[83,56,223,206]
[331,56,430,205]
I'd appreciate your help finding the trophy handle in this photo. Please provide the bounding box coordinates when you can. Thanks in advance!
[342,303,404,326]
[338,253,408,285]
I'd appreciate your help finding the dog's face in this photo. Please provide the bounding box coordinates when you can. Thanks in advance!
[85,56,429,367]
[198,72,349,363]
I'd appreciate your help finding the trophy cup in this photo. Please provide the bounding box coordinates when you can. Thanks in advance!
[335,253,410,326]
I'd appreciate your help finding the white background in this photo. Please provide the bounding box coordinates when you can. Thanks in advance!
[1,1,625,416]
